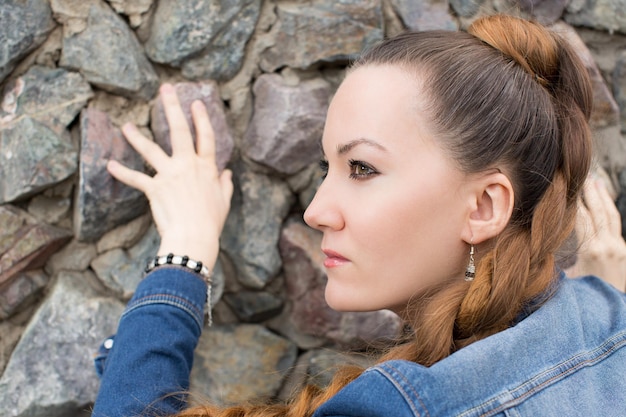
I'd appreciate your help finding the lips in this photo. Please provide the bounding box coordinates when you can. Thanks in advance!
[322,249,350,268]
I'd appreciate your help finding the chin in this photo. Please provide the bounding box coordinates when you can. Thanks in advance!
[324,286,376,312]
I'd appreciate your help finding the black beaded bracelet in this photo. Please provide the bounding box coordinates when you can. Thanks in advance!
[145,253,212,281]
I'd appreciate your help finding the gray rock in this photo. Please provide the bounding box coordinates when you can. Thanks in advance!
[614,50,626,133]
[0,0,55,83]
[517,0,570,24]
[0,66,93,134]
[565,0,626,34]
[553,22,620,128]
[44,239,97,277]
[223,291,284,322]
[59,1,158,99]
[150,82,235,172]
[96,213,152,253]
[221,161,295,289]
[74,108,148,242]
[279,220,403,348]
[190,324,297,406]
[243,74,330,175]
[181,0,262,81]
[259,0,384,72]
[106,0,154,27]
[389,0,457,31]
[0,205,72,291]
[278,348,374,400]
[449,0,486,18]
[91,223,158,299]
[146,0,260,80]
[91,248,135,297]
[0,117,77,204]
[27,195,72,225]
[0,270,49,320]
[0,271,124,417]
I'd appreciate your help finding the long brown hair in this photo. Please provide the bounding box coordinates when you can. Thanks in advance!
[175,14,593,417]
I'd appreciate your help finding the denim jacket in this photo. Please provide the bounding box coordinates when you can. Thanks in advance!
[92,269,626,417]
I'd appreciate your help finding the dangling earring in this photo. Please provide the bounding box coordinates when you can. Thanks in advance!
[465,244,475,282]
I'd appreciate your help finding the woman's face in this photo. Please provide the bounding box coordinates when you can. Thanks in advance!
[304,65,473,314]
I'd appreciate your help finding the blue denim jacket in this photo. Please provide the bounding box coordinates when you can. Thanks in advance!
[92,269,626,416]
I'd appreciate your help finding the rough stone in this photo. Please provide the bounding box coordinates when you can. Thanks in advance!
[0,205,72,291]
[92,223,158,299]
[552,22,620,128]
[0,271,124,417]
[278,348,374,400]
[90,91,151,130]
[565,0,626,34]
[614,50,626,133]
[59,0,159,99]
[0,66,93,135]
[0,0,55,83]
[106,0,154,27]
[146,0,260,80]
[0,117,77,204]
[221,161,295,289]
[390,0,457,31]
[449,0,486,18]
[223,291,284,322]
[243,74,330,175]
[44,239,97,277]
[189,324,298,406]
[279,220,403,347]
[517,0,570,24]
[0,270,49,320]
[181,0,262,81]
[150,82,235,172]
[27,195,72,225]
[74,107,148,242]
[96,213,152,253]
[259,0,384,72]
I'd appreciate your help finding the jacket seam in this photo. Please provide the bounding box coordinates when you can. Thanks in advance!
[371,364,430,417]
[461,330,626,417]
[122,293,204,332]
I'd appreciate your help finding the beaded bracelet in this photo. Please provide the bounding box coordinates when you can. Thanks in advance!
[145,253,212,280]
[144,253,214,325]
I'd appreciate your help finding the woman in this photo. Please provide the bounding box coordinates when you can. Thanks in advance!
[92,14,626,417]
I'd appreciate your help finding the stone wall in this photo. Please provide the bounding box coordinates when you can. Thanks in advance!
[1,0,625,416]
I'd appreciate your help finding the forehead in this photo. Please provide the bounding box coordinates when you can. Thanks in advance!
[323,65,433,153]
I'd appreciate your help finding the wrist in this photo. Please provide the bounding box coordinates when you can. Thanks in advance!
[157,237,219,269]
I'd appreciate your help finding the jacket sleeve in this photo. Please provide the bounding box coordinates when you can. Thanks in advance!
[91,267,208,417]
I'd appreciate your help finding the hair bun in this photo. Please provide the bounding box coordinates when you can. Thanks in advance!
[468,15,558,87]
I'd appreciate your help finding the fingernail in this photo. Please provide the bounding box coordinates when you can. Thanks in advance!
[161,83,174,94]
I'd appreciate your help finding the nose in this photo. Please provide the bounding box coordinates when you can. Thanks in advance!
[303,181,344,232]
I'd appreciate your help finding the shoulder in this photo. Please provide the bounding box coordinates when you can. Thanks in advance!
[316,277,626,417]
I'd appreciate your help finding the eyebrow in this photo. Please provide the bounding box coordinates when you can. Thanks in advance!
[336,138,388,155]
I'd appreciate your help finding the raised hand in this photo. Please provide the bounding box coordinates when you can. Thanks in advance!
[566,178,626,291]
[107,84,233,269]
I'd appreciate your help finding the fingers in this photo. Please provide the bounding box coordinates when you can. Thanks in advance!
[121,123,169,171]
[160,84,195,155]
[220,169,234,204]
[191,100,217,161]
[107,160,152,192]
[583,179,621,238]
[594,180,622,237]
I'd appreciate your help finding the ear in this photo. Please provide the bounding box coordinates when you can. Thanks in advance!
[461,172,514,245]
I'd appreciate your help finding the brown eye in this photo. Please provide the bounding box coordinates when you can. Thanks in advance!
[348,159,378,179]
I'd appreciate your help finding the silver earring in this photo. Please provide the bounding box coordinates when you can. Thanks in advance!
[465,244,475,282]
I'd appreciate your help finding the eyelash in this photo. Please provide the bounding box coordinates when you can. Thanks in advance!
[318,159,379,180]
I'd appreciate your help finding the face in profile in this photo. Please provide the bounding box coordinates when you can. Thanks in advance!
[304,65,474,315]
